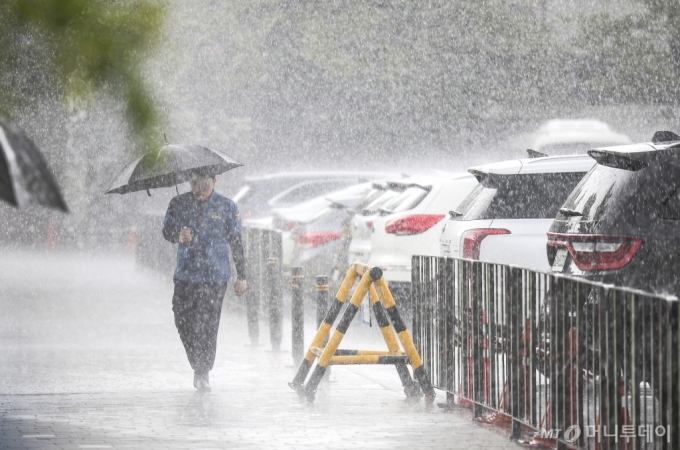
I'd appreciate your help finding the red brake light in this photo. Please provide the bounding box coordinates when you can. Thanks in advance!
[547,233,643,271]
[385,215,444,235]
[296,232,342,248]
[462,228,511,259]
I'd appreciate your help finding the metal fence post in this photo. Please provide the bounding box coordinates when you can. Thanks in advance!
[471,261,483,418]
[444,257,455,407]
[291,266,304,364]
[508,267,522,439]
[267,257,282,351]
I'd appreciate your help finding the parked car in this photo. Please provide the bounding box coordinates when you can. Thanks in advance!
[367,173,479,322]
[440,154,596,271]
[529,119,631,155]
[272,182,378,276]
[539,131,680,378]
[233,171,396,220]
[347,182,402,265]
[547,131,680,295]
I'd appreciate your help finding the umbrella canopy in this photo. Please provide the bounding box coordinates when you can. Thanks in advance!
[0,120,68,212]
[105,144,243,195]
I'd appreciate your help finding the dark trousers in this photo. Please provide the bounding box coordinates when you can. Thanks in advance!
[172,280,228,373]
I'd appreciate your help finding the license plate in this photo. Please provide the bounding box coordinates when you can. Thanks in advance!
[552,248,568,272]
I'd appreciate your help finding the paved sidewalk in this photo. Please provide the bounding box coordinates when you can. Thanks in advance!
[0,251,522,449]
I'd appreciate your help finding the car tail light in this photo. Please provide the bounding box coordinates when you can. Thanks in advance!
[462,229,511,259]
[296,232,342,248]
[547,233,643,271]
[385,215,444,235]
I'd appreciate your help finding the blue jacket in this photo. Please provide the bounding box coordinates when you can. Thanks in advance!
[162,191,244,282]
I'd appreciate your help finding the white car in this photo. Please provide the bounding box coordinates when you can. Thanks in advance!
[234,171,398,220]
[439,154,596,271]
[272,182,376,268]
[366,173,478,318]
[347,182,401,265]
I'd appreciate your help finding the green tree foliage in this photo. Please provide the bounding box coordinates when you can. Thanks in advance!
[0,0,164,153]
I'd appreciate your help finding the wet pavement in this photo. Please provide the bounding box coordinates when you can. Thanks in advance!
[0,251,521,449]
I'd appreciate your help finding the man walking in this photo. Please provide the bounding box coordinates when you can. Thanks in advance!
[163,170,247,391]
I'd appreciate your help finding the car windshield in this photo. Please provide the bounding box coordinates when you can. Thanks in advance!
[380,186,429,214]
[561,165,638,222]
[456,173,586,220]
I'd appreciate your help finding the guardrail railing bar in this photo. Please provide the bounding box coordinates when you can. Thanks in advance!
[445,257,455,404]
[509,266,521,439]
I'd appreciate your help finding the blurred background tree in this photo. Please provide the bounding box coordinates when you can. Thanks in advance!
[0,0,164,250]
[0,0,165,153]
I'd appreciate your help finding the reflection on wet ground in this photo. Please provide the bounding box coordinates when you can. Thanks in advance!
[0,251,521,449]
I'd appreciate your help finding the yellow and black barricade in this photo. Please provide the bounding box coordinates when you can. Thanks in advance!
[288,263,435,404]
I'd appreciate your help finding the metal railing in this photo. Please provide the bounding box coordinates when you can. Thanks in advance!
[412,256,678,450]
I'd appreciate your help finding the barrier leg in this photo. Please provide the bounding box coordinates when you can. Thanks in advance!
[289,267,358,392]
[374,277,436,404]
[369,285,419,398]
[291,267,304,364]
[303,270,377,402]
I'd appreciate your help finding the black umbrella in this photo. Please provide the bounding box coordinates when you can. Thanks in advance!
[0,120,68,211]
[105,144,243,195]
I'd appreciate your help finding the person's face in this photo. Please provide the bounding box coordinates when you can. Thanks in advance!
[190,176,215,201]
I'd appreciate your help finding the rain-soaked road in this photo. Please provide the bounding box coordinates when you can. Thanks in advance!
[0,251,521,449]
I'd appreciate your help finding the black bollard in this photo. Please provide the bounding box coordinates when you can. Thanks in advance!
[291,266,304,364]
[315,275,329,329]
[267,258,282,351]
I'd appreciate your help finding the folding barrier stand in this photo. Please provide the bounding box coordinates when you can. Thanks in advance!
[289,263,435,404]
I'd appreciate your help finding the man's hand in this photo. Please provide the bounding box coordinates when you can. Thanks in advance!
[179,227,192,244]
[234,280,247,297]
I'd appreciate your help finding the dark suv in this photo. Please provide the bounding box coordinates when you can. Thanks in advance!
[547,131,680,295]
